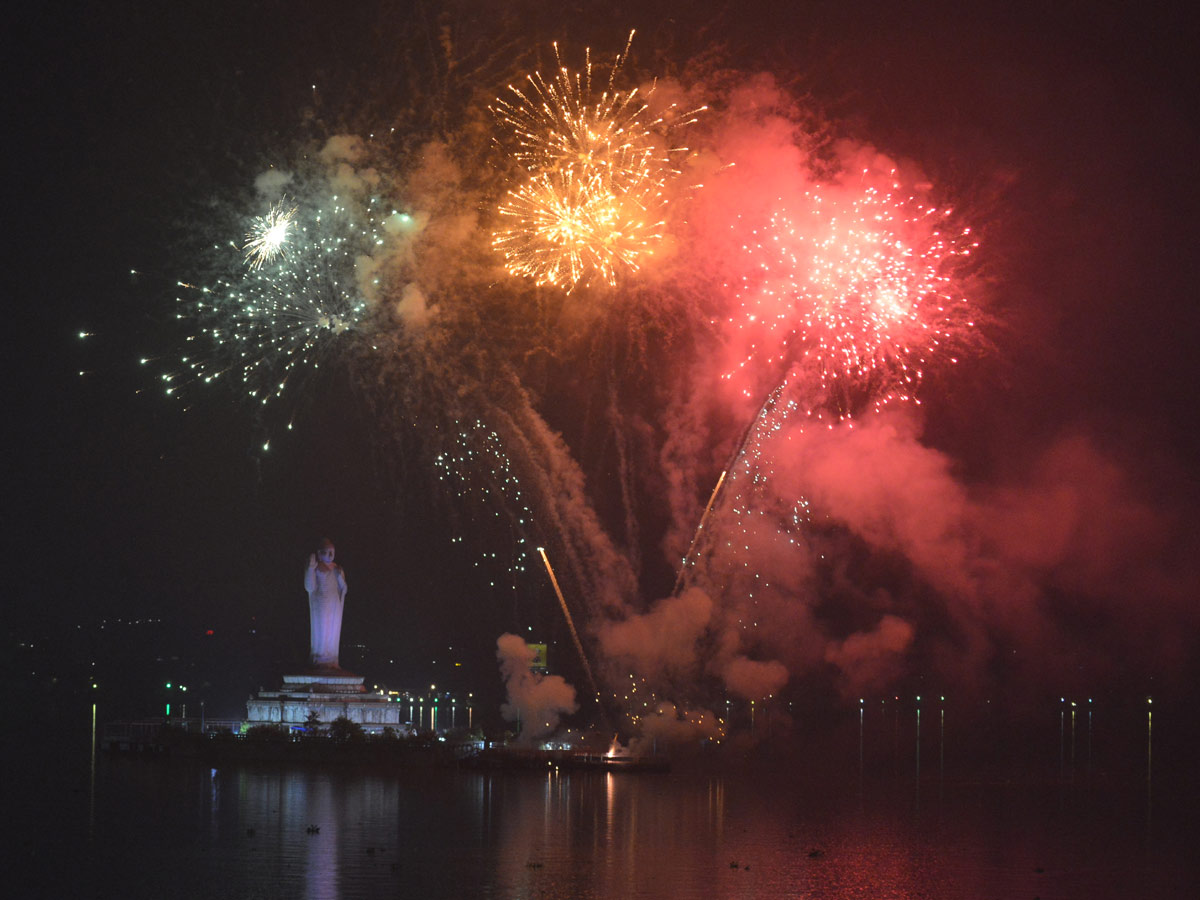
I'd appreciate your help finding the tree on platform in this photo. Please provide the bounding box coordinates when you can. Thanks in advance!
[329,714,364,742]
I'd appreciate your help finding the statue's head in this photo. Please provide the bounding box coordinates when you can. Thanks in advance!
[317,539,335,565]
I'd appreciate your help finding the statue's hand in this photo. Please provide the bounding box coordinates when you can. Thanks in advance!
[308,553,318,570]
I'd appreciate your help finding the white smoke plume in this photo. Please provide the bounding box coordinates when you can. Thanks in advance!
[496,633,579,742]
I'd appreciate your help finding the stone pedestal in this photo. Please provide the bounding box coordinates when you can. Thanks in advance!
[245,666,402,733]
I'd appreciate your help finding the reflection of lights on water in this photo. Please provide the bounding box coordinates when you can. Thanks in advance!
[1146,695,1153,785]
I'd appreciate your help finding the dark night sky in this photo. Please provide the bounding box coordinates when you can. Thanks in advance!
[8,1,1200,723]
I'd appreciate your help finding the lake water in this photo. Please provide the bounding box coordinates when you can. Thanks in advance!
[14,742,1195,900]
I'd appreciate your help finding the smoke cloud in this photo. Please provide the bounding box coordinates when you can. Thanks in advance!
[596,587,713,683]
[824,614,915,696]
[211,27,1198,740]
[496,633,578,742]
[397,58,1197,729]
[253,168,293,196]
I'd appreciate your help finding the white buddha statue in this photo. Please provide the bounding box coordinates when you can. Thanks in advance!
[304,539,347,668]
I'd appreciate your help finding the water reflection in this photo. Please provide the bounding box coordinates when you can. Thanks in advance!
[88,702,97,839]
[65,754,1193,900]
[485,766,738,899]
[1146,697,1153,845]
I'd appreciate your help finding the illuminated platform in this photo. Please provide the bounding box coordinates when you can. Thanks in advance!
[245,666,402,733]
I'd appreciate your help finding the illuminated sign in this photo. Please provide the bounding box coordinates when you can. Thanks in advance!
[528,643,548,670]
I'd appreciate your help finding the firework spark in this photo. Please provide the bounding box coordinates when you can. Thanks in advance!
[493,165,665,290]
[165,195,398,410]
[726,171,976,418]
[491,32,702,291]
[243,199,298,270]
[491,32,690,181]
[680,171,976,612]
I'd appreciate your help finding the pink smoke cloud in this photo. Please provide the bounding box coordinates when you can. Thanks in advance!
[633,702,724,753]
[596,587,714,682]
[824,614,915,696]
[719,655,789,700]
[761,411,1199,693]
[604,393,1197,718]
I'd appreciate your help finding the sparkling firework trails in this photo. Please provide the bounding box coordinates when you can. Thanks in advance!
[434,418,538,584]
[491,33,702,291]
[726,170,976,417]
[165,195,404,412]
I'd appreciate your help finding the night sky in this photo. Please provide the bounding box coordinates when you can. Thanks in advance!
[10,0,1199,729]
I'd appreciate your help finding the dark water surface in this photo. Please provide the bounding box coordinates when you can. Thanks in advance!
[14,743,1195,900]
